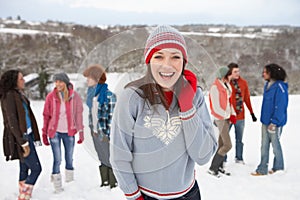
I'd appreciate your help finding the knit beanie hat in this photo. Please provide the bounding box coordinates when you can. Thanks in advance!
[144,25,187,64]
[53,72,70,85]
[216,66,230,79]
[83,64,106,84]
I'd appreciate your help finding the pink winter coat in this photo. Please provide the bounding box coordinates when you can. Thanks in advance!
[42,86,84,138]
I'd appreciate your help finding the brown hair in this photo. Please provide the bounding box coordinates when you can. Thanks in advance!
[83,64,107,84]
[125,65,183,110]
[227,62,239,75]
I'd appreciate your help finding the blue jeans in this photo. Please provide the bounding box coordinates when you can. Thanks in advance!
[230,120,245,161]
[256,124,284,175]
[19,133,42,185]
[50,132,75,174]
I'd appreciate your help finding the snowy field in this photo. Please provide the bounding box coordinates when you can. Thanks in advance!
[0,76,300,199]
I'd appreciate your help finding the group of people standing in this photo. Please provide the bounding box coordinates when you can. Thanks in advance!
[0,65,117,199]
[208,62,288,177]
[0,24,289,200]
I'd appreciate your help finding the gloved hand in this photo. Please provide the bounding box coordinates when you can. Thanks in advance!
[77,131,84,144]
[229,115,237,124]
[22,145,30,157]
[136,195,145,200]
[251,113,257,122]
[42,134,50,146]
[268,123,276,134]
[177,69,197,112]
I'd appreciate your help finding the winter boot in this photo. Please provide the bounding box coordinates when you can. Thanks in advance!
[51,173,64,193]
[108,167,118,189]
[218,157,231,175]
[18,181,25,195]
[18,183,33,200]
[208,153,224,176]
[99,165,109,187]
[65,169,74,182]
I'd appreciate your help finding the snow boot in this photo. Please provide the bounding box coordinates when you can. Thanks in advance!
[18,181,25,195]
[65,169,74,182]
[209,153,224,176]
[18,183,33,200]
[108,167,118,189]
[99,165,109,187]
[218,156,231,175]
[51,173,64,193]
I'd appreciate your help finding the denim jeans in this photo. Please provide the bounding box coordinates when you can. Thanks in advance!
[256,124,284,175]
[230,120,245,161]
[19,133,42,185]
[50,132,75,174]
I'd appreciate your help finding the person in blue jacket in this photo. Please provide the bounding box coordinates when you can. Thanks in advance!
[252,63,288,176]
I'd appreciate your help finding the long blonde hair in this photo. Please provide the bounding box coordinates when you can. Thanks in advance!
[56,83,69,102]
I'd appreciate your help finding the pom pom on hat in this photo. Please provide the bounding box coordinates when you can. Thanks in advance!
[216,66,230,79]
[53,72,70,85]
[83,64,107,84]
[144,25,187,64]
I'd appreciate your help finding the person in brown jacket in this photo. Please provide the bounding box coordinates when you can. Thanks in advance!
[0,70,42,200]
[227,63,257,164]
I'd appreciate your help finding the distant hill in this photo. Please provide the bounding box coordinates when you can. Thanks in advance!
[1,18,300,94]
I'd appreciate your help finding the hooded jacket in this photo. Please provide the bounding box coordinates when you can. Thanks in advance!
[42,85,84,138]
[260,80,288,127]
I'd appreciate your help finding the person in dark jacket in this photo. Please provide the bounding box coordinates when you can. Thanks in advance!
[251,63,288,176]
[0,69,42,200]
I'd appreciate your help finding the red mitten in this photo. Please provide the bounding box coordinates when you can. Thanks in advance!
[136,195,145,200]
[42,134,50,146]
[229,115,237,124]
[177,69,197,112]
[77,131,84,144]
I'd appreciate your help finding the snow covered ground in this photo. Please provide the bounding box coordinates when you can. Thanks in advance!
[1,74,300,200]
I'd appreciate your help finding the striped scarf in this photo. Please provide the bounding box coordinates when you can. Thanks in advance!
[233,80,243,114]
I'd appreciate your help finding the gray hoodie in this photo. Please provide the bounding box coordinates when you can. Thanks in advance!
[110,87,217,200]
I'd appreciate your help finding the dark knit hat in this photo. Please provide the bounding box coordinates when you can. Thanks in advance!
[83,64,106,84]
[144,25,187,64]
[216,66,230,79]
[53,72,70,85]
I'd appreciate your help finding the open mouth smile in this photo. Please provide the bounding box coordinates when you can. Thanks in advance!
[159,72,175,78]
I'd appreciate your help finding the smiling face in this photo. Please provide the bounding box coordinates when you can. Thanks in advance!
[149,48,184,91]
[55,80,67,92]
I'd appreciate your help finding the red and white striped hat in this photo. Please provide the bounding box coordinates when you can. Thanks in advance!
[144,25,187,64]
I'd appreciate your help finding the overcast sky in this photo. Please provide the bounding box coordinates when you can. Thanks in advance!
[1,0,300,26]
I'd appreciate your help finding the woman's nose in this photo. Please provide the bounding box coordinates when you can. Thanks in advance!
[162,57,172,67]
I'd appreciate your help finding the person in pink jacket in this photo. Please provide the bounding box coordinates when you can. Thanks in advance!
[42,72,84,193]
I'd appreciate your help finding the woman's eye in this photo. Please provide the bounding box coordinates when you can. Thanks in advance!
[153,55,163,59]
[173,55,181,59]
